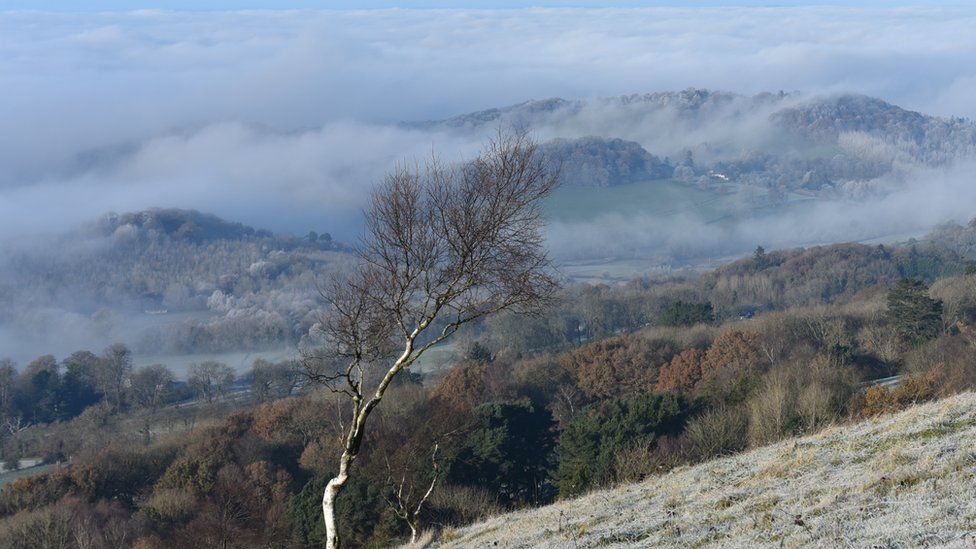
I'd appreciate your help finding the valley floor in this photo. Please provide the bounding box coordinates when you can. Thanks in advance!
[435,392,976,548]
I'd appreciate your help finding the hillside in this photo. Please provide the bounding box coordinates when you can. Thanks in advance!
[436,391,976,547]
[3,212,976,547]
[773,94,976,163]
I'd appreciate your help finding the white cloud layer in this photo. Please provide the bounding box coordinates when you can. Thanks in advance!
[1,7,976,239]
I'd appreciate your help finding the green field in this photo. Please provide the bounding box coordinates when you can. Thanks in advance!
[544,179,730,223]
[410,341,461,375]
[0,462,54,489]
[543,179,829,283]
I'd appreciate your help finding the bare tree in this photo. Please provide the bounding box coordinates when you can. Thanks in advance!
[130,364,174,444]
[249,358,302,402]
[387,443,441,545]
[130,364,174,411]
[97,343,132,411]
[187,361,236,404]
[304,132,558,548]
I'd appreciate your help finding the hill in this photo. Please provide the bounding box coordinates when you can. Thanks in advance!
[415,89,976,194]
[539,137,674,187]
[773,94,976,164]
[92,208,274,244]
[3,207,974,367]
[0,208,353,362]
[435,391,976,547]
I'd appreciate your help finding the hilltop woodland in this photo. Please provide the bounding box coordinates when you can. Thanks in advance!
[0,208,353,356]
[425,90,976,192]
[2,219,976,546]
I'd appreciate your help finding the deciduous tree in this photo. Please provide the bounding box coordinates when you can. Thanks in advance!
[97,344,133,411]
[303,132,558,548]
[187,361,235,404]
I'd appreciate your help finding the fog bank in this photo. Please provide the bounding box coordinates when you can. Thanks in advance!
[2,7,976,239]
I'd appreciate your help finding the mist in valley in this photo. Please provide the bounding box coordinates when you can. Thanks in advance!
[6,6,976,547]
[3,5,976,370]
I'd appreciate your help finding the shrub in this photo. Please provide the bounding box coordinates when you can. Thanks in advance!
[904,335,976,397]
[432,360,516,411]
[796,380,835,431]
[850,385,894,418]
[71,445,176,505]
[288,473,399,548]
[428,484,502,527]
[747,370,796,446]
[702,330,762,378]
[155,454,221,494]
[0,503,73,549]
[0,471,75,517]
[683,404,748,460]
[251,395,335,448]
[66,499,132,549]
[140,489,198,531]
[696,330,763,404]
[851,373,938,419]
[612,438,659,484]
[287,474,329,547]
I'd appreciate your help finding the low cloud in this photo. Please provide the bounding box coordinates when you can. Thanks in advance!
[2,7,976,240]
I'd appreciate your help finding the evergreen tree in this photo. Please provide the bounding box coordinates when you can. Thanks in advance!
[448,399,555,505]
[660,300,714,326]
[554,392,685,497]
[886,278,943,345]
[753,245,768,269]
[18,355,61,424]
[61,351,102,418]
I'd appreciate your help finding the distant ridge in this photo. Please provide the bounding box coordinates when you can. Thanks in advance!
[94,208,273,244]
[88,207,346,250]
[411,88,976,191]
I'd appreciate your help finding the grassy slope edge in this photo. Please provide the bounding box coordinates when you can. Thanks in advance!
[435,392,976,548]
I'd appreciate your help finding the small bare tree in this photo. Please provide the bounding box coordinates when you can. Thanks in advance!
[387,442,441,545]
[304,132,558,548]
[187,361,235,404]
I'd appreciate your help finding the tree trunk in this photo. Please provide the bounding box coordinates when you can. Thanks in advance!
[323,465,349,549]
[323,476,345,549]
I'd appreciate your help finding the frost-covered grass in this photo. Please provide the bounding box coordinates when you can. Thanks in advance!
[434,392,976,548]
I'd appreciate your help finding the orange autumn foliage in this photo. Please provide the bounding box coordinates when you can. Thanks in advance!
[561,334,673,399]
[656,348,706,394]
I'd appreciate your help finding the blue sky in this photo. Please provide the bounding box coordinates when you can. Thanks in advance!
[0,1,948,9]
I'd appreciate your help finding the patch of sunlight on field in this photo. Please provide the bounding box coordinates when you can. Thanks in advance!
[411,341,461,375]
[544,179,728,223]
[0,463,56,488]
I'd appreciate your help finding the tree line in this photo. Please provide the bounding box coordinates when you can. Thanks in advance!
[0,261,972,546]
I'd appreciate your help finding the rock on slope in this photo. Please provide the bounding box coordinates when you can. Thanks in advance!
[435,392,976,547]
